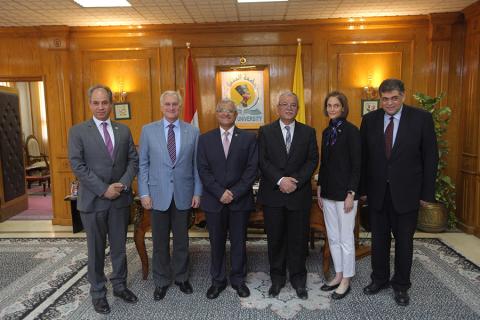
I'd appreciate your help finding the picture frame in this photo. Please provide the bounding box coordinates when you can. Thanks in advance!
[361,99,379,116]
[113,102,131,120]
[215,65,270,129]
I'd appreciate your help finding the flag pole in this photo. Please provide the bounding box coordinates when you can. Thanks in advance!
[293,38,306,124]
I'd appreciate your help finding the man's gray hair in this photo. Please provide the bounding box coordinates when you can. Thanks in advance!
[88,84,113,103]
[216,98,237,112]
[278,91,298,104]
[160,90,183,106]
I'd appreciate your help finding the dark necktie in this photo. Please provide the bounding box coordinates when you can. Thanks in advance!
[101,122,114,159]
[385,116,394,159]
[167,123,176,163]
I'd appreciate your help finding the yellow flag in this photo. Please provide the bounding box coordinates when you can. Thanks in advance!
[293,41,306,124]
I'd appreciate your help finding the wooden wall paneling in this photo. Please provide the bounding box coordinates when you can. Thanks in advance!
[458,3,480,236]
[428,14,465,203]
[81,49,160,143]
[0,36,42,77]
[39,35,75,225]
[328,41,411,128]
[174,45,312,133]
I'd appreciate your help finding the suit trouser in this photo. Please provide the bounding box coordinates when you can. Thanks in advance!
[151,199,190,287]
[322,198,358,278]
[370,186,418,291]
[205,207,250,286]
[80,206,130,299]
[263,205,310,289]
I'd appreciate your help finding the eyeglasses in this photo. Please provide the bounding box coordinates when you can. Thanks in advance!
[381,95,402,103]
[278,103,298,109]
[216,108,236,114]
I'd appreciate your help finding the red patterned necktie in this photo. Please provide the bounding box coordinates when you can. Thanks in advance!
[101,122,114,159]
[385,116,394,159]
[167,123,176,163]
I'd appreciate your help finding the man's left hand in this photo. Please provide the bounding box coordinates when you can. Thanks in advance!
[191,195,201,208]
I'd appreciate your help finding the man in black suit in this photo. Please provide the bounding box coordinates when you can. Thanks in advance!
[68,85,139,314]
[197,98,258,299]
[360,79,438,306]
[257,91,319,300]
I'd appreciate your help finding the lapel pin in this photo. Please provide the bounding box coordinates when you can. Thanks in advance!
[338,129,342,133]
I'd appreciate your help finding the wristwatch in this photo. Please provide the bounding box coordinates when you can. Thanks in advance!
[347,190,355,197]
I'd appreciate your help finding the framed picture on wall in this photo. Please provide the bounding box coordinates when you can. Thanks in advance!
[361,99,379,116]
[113,102,131,120]
[215,65,270,129]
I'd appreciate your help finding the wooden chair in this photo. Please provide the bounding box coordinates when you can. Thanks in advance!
[25,135,49,174]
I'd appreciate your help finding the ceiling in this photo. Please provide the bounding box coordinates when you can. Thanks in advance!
[0,0,476,27]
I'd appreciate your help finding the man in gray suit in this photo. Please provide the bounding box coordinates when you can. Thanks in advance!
[138,90,202,301]
[68,84,139,314]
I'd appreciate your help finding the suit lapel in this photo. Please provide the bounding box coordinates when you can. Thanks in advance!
[156,119,171,166]
[390,105,409,159]
[273,120,288,154]
[87,119,112,161]
[376,111,387,159]
[178,120,188,163]
[287,121,300,157]
[111,121,121,161]
[226,127,241,160]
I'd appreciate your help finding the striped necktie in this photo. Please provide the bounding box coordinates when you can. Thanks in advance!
[101,122,114,159]
[285,125,291,153]
[167,123,176,163]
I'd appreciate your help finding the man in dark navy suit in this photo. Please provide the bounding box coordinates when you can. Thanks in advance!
[197,98,258,299]
[360,78,438,306]
[257,91,319,300]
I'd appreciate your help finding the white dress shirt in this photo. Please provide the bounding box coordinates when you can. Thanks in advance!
[93,116,115,148]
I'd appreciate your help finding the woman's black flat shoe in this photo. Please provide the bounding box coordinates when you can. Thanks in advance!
[320,283,340,291]
[331,286,351,300]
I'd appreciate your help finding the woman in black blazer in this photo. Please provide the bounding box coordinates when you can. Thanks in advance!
[317,91,361,300]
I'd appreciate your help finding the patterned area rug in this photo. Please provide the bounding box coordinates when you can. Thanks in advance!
[0,238,479,320]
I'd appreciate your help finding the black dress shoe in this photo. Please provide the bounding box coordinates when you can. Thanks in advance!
[206,283,227,299]
[268,284,283,298]
[92,297,110,314]
[175,281,193,294]
[113,288,138,303]
[232,284,250,298]
[363,282,389,295]
[331,286,351,300]
[394,289,410,306]
[320,283,340,291]
[295,287,308,300]
[154,286,169,301]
